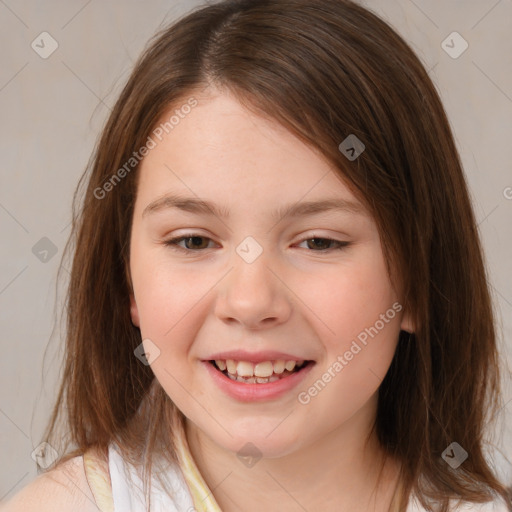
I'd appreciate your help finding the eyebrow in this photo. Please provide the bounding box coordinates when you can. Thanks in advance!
[142,193,364,221]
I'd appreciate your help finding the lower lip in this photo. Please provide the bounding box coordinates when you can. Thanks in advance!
[202,361,315,402]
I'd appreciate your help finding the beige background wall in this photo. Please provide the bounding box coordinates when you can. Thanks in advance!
[1,0,511,500]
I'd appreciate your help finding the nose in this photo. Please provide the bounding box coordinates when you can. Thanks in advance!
[214,249,292,330]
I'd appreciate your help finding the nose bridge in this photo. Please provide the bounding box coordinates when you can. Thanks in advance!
[215,238,291,328]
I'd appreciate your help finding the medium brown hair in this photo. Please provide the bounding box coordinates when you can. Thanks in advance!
[42,0,511,510]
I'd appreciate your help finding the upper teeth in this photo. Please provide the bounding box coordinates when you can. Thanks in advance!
[215,359,304,377]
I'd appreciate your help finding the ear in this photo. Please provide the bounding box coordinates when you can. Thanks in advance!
[130,294,140,327]
[400,308,415,334]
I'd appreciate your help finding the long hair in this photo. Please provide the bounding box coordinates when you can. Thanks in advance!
[41,0,511,510]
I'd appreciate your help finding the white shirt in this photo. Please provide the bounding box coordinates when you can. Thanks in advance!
[108,443,194,512]
[105,442,510,512]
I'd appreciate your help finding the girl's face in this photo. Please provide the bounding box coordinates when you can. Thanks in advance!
[129,90,412,458]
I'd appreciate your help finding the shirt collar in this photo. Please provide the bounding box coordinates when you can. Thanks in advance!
[174,419,223,512]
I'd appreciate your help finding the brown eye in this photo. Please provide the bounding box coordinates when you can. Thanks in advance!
[164,235,214,251]
[300,238,350,251]
[307,238,331,250]
[182,236,210,250]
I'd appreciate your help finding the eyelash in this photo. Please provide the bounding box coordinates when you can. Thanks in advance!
[163,234,351,253]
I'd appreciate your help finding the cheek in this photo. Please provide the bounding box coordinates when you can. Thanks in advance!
[295,267,401,433]
[299,252,400,346]
[133,263,210,402]
[293,248,401,406]
[131,246,208,336]
[130,254,217,391]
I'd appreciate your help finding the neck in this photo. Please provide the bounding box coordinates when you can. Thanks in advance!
[184,394,401,512]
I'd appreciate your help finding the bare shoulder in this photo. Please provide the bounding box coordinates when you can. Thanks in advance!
[0,455,99,512]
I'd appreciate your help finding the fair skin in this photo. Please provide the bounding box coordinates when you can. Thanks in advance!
[1,456,101,512]
[128,88,413,512]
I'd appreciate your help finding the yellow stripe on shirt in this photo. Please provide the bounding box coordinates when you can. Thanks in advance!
[174,421,224,512]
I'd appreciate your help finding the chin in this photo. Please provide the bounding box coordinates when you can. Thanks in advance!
[217,429,303,460]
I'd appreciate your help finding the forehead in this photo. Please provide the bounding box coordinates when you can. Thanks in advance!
[135,91,367,218]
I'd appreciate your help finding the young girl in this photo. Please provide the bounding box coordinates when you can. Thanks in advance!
[3,0,511,511]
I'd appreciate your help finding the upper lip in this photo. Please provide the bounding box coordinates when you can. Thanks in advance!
[204,350,313,364]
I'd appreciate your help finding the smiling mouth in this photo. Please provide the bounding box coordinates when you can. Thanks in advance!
[208,359,314,384]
